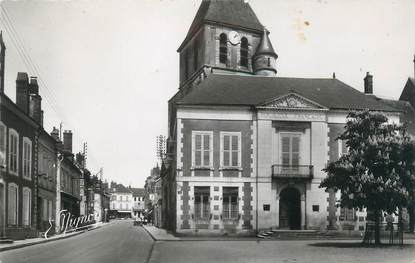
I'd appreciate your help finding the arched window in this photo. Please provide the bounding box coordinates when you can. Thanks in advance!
[219,33,227,64]
[8,183,18,225]
[240,37,248,67]
[22,187,31,226]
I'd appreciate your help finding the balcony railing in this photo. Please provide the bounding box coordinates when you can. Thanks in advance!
[272,165,313,179]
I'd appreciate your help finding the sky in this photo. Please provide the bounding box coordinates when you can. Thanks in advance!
[0,0,414,188]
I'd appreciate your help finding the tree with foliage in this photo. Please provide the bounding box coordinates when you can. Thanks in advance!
[320,110,415,244]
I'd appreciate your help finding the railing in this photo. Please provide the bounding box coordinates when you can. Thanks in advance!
[272,165,313,179]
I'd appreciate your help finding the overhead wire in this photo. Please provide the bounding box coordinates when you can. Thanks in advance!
[0,4,102,171]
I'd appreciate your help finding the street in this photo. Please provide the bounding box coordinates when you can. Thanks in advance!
[2,220,415,263]
[0,220,153,263]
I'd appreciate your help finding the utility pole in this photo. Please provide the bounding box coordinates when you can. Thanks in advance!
[83,142,87,169]
[59,122,63,141]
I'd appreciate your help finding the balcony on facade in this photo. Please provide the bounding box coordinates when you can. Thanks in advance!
[271,165,313,180]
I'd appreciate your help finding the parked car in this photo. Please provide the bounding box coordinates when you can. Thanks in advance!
[133,218,142,226]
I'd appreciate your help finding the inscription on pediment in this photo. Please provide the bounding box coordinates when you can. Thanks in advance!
[262,94,325,109]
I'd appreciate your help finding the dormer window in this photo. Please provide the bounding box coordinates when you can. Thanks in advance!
[219,33,227,64]
[240,37,248,67]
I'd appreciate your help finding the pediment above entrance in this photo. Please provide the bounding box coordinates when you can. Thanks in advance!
[259,93,327,110]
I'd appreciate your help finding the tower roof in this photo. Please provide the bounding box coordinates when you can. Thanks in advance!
[178,0,263,51]
[254,29,277,58]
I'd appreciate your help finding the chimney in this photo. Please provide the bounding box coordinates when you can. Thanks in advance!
[16,72,29,113]
[63,130,73,153]
[51,127,60,141]
[28,77,42,125]
[364,72,373,94]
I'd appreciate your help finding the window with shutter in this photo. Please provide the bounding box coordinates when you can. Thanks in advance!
[22,187,31,226]
[0,122,6,167]
[220,132,241,168]
[48,200,53,220]
[338,139,348,159]
[192,131,213,168]
[8,183,18,225]
[281,134,301,170]
[42,198,48,220]
[22,138,32,180]
[8,129,19,175]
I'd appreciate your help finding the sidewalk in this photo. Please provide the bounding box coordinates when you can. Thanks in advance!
[0,222,108,252]
[142,226,415,242]
[142,225,179,241]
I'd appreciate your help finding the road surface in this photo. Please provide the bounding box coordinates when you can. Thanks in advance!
[0,220,153,263]
[2,220,415,263]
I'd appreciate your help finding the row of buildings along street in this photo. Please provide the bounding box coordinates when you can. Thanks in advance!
[0,31,147,241]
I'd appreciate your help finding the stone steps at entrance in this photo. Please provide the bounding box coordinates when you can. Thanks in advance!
[257,229,326,239]
[0,237,14,244]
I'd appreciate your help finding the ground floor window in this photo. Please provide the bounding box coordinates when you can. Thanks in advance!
[22,187,31,226]
[194,186,210,220]
[223,187,238,220]
[8,183,18,225]
[42,198,48,221]
[48,200,53,220]
[339,207,355,221]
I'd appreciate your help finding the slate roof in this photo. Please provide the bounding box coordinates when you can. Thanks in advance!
[178,0,263,51]
[399,78,415,108]
[131,188,145,197]
[110,184,132,194]
[381,99,415,135]
[177,74,399,112]
[254,29,277,58]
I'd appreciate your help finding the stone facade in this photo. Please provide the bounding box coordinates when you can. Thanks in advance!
[165,0,410,235]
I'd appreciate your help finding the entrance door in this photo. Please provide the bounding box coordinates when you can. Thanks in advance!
[279,187,301,230]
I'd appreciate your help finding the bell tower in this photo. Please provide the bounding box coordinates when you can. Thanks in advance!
[177,0,274,86]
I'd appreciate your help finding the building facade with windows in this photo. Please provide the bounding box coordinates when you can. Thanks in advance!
[0,71,40,239]
[37,129,57,233]
[109,184,133,218]
[131,188,145,219]
[165,0,407,235]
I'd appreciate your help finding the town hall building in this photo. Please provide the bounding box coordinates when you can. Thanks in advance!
[164,0,414,235]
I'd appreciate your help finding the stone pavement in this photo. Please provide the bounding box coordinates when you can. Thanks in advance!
[0,222,108,252]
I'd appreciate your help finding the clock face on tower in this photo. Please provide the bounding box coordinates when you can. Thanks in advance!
[228,31,240,45]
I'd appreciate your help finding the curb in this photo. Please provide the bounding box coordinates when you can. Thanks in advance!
[141,226,157,241]
[0,222,110,252]
[0,231,85,252]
